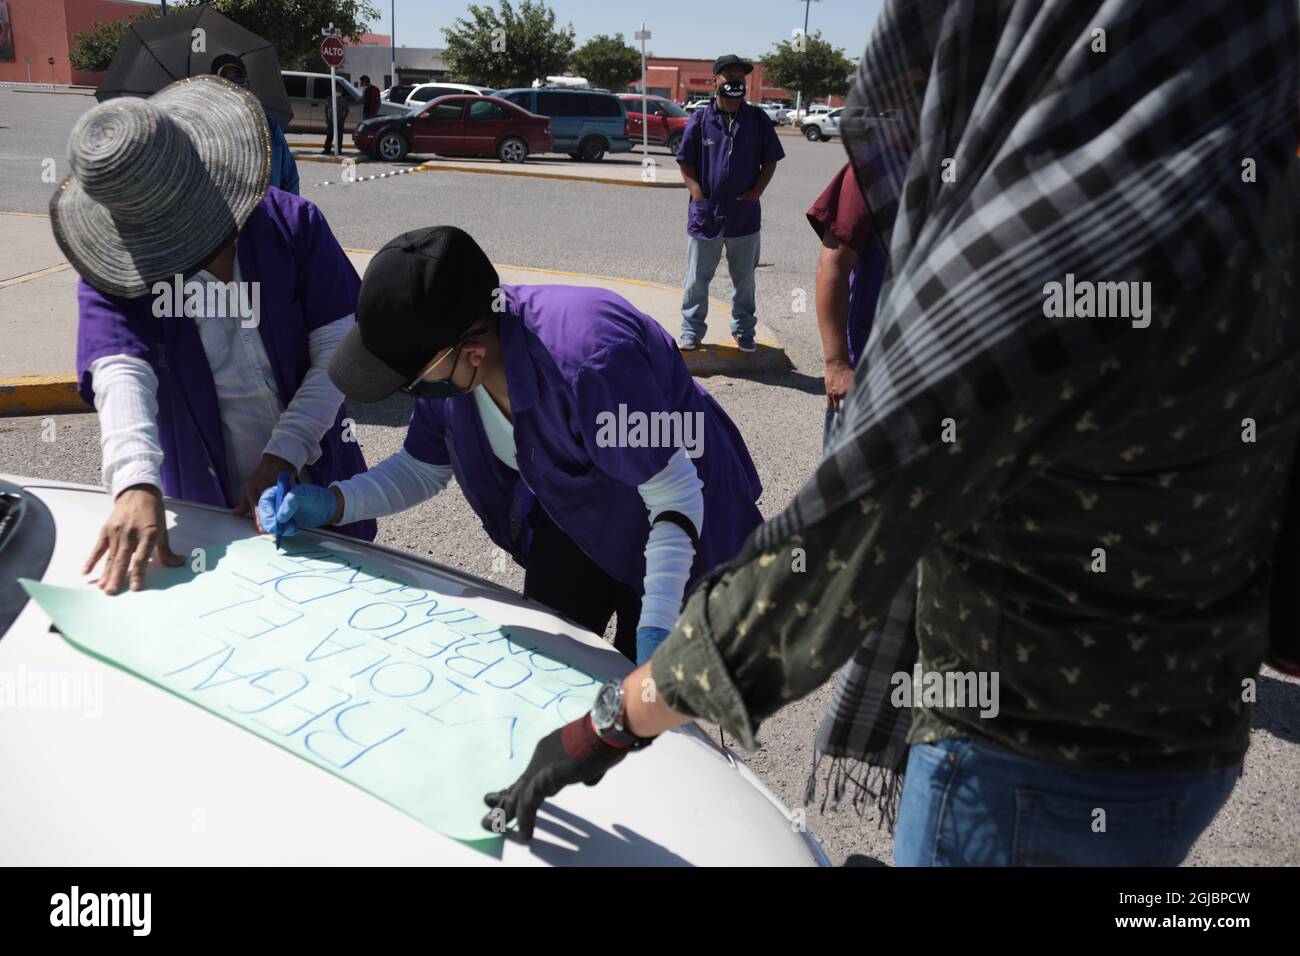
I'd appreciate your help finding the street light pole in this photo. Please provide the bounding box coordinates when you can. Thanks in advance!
[635,23,650,157]
[390,0,396,90]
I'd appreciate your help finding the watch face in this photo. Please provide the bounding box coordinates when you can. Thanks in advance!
[592,681,621,731]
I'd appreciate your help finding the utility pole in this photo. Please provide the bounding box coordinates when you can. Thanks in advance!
[390,0,396,90]
[793,0,822,124]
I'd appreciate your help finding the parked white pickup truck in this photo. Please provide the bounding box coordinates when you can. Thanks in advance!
[801,107,843,141]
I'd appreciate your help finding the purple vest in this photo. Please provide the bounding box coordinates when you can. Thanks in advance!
[75,188,376,541]
[402,284,763,593]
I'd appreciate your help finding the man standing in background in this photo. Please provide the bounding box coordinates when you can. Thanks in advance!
[676,54,784,353]
[359,75,381,120]
[323,80,350,155]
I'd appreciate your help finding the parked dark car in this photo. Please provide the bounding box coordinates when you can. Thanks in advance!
[353,94,552,163]
[618,94,689,154]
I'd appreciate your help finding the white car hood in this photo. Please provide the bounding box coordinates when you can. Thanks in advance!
[0,476,827,866]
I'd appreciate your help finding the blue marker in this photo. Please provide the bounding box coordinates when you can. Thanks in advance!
[273,471,292,550]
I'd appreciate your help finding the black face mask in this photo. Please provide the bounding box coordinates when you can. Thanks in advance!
[405,377,470,400]
[718,80,746,99]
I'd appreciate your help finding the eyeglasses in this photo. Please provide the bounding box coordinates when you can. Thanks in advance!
[400,342,460,395]
[400,323,489,393]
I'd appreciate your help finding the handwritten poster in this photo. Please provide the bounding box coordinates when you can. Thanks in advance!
[20,537,600,842]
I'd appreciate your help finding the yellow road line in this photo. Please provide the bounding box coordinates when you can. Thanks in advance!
[0,262,72,289]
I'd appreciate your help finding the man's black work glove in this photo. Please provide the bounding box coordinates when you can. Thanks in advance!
[482,714,629,840]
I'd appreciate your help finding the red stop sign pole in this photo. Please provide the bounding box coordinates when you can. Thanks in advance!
[321,36,346,156]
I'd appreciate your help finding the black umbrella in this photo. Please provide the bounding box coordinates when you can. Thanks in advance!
[96,5,292,127]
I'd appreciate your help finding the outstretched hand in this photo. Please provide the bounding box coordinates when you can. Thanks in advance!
[482,714,629,840]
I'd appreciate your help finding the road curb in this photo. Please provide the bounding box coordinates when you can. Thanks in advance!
[287,144,684,188]
[0,230,787,419]
[411,161,685,189]
[0,376,88,416]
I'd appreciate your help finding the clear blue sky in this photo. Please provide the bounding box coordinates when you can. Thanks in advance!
[366,0,885,61]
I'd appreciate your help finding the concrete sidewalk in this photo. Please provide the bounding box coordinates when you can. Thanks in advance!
[0,211,786,415]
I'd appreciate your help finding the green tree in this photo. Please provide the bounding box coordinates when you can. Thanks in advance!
[174,0,380,70]
[443,0,575,89]
[569,33,640,92]
[759,31,855,103]
[70,1,380,74]
[69,7,159,73]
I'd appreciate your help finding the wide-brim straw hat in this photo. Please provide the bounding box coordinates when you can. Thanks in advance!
[50,74,271,299]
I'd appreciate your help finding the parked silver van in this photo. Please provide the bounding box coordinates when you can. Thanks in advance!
[281,71,406,134]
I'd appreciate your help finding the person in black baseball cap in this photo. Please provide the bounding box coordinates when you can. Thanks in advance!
[258,226,765,665]
[711,53,753,76]
[675,53,784,353]
[327,225,501,402]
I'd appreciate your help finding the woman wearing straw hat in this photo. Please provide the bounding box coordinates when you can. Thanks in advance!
[53,75,375,596]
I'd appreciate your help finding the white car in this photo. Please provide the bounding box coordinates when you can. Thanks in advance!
[0,474,829,866]
[801,107,843,142]
[280,71,407,134]
[403,82,493,109]
[792,103,835,125]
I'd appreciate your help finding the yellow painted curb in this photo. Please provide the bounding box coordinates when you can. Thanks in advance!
[412,162,683,189]
[288,150,682,188]
[0,263,72,289]
[344,252,788,375]
[0,376,88,416]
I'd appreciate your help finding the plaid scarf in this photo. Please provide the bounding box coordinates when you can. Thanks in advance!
[797,0,1298,825]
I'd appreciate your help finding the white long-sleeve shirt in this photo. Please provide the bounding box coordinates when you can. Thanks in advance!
[333,386,703,632]
[89,258,353,499]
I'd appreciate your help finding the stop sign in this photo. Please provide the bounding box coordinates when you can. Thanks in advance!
[320,36,345,67]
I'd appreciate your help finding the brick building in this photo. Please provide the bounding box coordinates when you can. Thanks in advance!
[0,0,158,87]
[633,55,844,108]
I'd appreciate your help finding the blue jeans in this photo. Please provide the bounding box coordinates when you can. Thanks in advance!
[681,231,761,340]
[894,738,1240,866]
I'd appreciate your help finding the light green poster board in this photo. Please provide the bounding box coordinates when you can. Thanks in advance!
[20,537,600,843]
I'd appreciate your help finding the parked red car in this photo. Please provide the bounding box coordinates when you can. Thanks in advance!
[353,95,552,163]
[618,94,690,154]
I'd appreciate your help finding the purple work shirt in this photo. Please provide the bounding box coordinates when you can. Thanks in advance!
[676,100,785,240]
[75,187,376,541]
[402,284,764,594]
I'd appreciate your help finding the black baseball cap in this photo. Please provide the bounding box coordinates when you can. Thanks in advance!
[712,54,753,75]
[329,226,499,402]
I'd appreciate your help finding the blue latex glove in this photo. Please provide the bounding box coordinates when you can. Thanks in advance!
[257,482,337,538]
[635,626,672,666]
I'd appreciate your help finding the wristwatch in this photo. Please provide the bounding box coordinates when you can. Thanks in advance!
[590,680,655,751]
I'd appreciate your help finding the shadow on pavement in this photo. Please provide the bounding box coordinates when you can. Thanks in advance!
[1254,672,1300,744]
